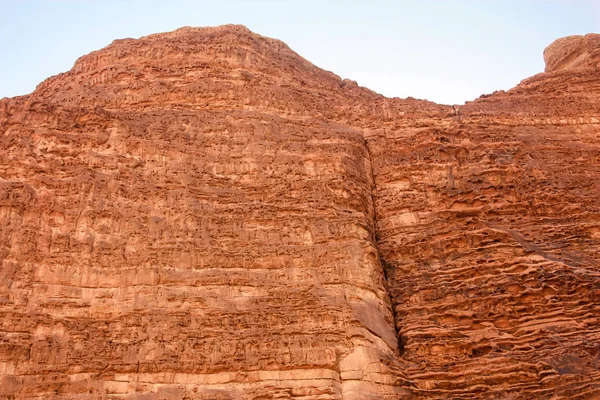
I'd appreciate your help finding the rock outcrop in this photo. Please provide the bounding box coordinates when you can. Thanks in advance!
[544,33,600,72]
[370,49,600,399]
[0,25,599,399]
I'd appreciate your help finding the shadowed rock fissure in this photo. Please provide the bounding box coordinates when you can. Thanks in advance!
[363,135,404,357]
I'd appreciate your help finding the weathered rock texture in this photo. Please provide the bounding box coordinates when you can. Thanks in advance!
[0,25,599,399]
[544,33,600,72]
[370,36,600,398]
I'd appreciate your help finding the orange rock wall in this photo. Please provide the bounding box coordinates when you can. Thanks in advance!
[0,26,599,399]
[368,95,600,398]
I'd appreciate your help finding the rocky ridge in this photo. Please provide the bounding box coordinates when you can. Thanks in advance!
[0,25,599,399]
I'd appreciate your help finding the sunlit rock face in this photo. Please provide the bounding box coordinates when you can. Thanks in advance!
[544,33,600,72]
[370,45,600,398]
[0,25,599,399]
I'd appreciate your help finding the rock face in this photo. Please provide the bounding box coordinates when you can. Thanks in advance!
[0,25,599,399]
[370,50,600,398]
[544,33,600,72]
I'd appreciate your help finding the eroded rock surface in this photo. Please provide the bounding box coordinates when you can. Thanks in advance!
[369,62,600,398]
[544,33,600,72]
[0,25,403,399]
[0,24,599,399]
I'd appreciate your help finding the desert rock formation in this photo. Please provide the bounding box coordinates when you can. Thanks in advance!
[0,25,599,399]
[544,33,600,72]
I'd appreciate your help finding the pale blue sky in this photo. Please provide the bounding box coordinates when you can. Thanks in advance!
[1,1,598,104]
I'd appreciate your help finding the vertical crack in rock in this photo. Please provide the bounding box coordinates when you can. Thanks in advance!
[363,134,404,356]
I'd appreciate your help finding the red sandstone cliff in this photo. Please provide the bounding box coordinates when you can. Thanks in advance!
[369,34,600,398]
[0,26,598,399]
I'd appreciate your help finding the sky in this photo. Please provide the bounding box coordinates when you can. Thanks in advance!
[1,1,599,105]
